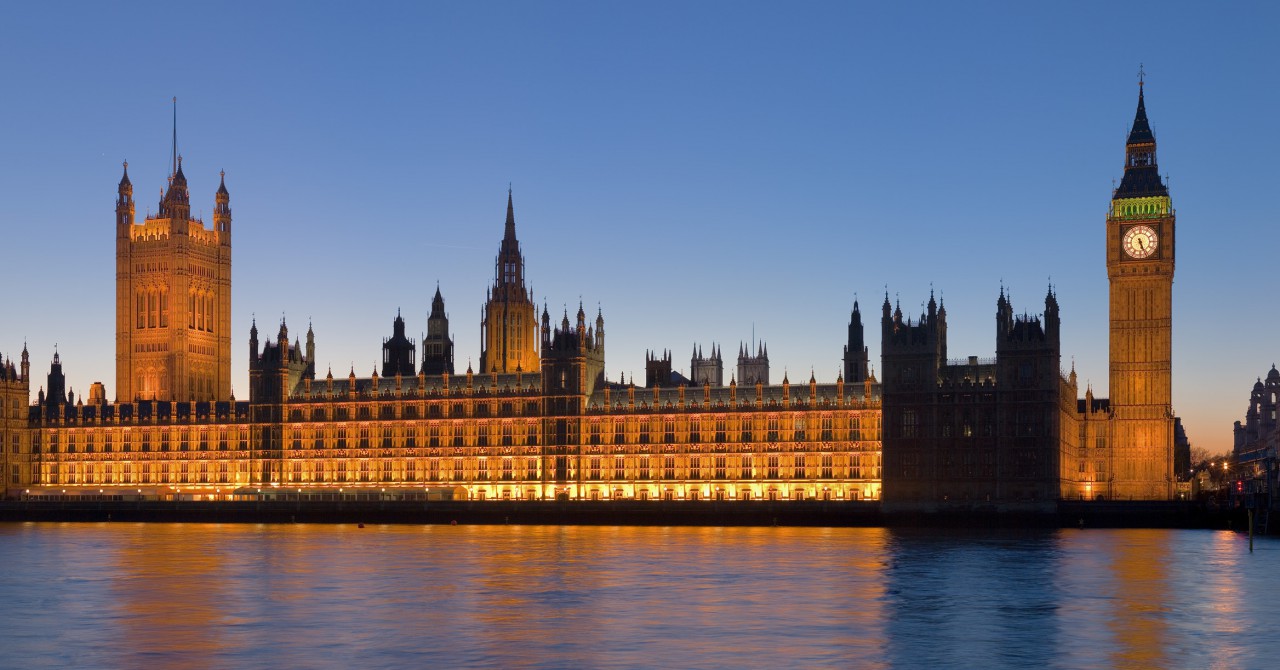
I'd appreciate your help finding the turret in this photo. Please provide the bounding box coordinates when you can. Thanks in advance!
[20,343,29,382]
[249,318,260,369]
[45,350,66,411]
[214,169,231,238]
[996,285,1013,338]
[1044,286,1060,342]
[116,161,134,229]
[595,307,605,350]
[160,156,191,224]
[541,304,551,347]
[277,318,288,354]
[305,322,316,378]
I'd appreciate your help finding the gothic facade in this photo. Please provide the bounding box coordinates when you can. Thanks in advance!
[880,289,1079,508]
[115,159,232,403]
[3,176,883,501]
[2,84,1181,504]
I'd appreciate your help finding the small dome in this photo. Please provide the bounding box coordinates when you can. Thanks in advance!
[1254,378,1265,392]
[1267,365,1279,383]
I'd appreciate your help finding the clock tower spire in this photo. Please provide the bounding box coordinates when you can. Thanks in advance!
[1106,77,1175,500]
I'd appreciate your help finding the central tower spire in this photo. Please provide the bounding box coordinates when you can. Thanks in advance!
[480,189,539,373]
[504,186,517,242]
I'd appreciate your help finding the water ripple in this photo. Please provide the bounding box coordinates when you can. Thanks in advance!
[0,523,1275,668]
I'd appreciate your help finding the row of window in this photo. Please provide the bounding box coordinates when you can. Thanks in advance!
[133,289,218,332]
[287,402,544,421]
[899,409,1056,439]
[34,431,248,454]
[33,456,882,487]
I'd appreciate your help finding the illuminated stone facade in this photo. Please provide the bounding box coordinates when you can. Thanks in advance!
[115,159,232,402]
[1,349,32,490]
[4,182,882,501]
[10,318,881,501]
[1103,82,1176,500]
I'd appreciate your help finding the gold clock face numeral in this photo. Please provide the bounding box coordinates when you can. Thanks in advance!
[1123,224,1158,259]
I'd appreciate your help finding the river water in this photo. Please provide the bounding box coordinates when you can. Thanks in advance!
[0,523,1273,669]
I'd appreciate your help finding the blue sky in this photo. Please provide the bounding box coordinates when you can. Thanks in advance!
[1,2,1276,455]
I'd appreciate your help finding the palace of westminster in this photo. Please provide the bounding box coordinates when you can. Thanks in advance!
[0,85,1186,507]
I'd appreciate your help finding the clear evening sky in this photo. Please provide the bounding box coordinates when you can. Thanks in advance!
[1,2,1276,456]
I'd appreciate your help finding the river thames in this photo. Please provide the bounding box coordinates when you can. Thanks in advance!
[0,523,1273,669]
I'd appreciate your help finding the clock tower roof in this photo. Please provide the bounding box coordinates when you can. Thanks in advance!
[1115,83,1168,199]
[1126,83,1155,146]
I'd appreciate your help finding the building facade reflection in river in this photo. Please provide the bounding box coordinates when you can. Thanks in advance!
[0,525,1274,668]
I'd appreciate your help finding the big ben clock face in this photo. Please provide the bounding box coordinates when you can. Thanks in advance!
[1123,224,1158,259]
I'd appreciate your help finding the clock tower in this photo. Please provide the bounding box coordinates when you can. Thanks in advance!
[1106,79,1175,500]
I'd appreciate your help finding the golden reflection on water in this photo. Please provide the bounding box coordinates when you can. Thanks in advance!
[1105,529,1171,669]
[0,523,1273,668]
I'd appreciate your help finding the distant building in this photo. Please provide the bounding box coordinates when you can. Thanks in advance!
[690,344,723,386]
[422,287,455,375]
[736,342,769,386]
[1232,366,1280,511]
[381,311,416,378]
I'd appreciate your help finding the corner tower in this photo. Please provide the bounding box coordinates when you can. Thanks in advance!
[1107,79,1175,500]
[115,151,232,401]
[480,189,539,373]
